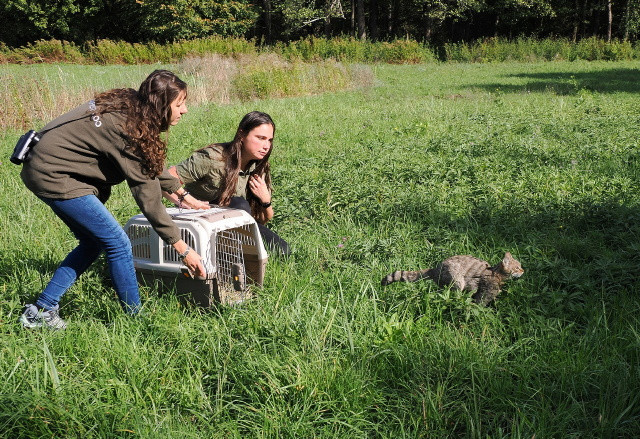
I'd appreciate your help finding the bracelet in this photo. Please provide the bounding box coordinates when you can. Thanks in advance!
[178,191,189,202]
[261,200,272,208]
[178,247,191,260]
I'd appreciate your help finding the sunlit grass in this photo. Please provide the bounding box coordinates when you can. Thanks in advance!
[1,60,640,437]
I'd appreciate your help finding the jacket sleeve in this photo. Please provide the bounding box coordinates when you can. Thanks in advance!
[127,178,181,244]
[158,168,182,193]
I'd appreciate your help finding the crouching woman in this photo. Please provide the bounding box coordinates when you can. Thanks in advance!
[164,111,290,256]
[19,70,206,330]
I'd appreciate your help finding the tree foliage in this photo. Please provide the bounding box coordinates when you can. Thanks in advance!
[1,0,639,46]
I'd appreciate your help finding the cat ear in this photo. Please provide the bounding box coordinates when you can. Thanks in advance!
[502,252,513,265]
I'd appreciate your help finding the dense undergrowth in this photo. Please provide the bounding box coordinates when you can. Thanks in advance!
[2,35,640,65]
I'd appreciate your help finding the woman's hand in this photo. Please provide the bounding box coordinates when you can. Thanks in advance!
[249,174,271,204]
[182,193,210,210]
[163,190,210,210]
[173,240,206,279]
[183,249,206,279]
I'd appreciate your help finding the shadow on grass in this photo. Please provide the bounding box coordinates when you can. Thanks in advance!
[389,194,640,317]
[470,67,640,95]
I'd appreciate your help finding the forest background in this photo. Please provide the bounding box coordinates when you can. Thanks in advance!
[2,0,640,49]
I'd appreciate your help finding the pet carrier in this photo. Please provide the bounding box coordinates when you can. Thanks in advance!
[124,207,268,306]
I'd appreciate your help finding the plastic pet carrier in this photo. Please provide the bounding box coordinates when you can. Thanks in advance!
[124,207,268,306]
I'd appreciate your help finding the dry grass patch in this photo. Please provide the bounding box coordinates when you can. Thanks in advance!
[0,54,373,130]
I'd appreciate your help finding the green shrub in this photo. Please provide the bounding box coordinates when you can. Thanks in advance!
[276,37,434,64]
[231,59,367,101]
[2,36,640,66]
[440,37,640,63]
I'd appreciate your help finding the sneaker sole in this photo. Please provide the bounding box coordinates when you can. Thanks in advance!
[19,314,44,329]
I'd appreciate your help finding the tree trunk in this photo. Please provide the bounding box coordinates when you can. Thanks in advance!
[325,16,332,38]
[356,0,366,39]
[607,0,613,41]
[573,0,580,41]
[262,0,272,43]
[325,0,332,38]
[370,0,379,40]
[351,0,355,37]
[387,0,394,37]
[623,0,631,40]
[425,16,433,41]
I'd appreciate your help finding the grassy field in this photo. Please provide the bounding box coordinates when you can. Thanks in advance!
[1,60,640,437]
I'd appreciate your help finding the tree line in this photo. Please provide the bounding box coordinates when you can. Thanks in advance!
[2,0,639,48]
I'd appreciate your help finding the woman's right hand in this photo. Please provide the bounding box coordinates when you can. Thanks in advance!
[162,190,210,210]
[183,249,207,279]
[173,240,207,279]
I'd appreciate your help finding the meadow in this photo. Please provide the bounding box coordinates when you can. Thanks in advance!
[1,59,640,437]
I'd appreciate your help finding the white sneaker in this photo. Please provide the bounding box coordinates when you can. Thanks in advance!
[19,304,67,330]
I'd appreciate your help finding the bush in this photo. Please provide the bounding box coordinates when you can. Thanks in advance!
[440,37,640,63]
[275,37,434,64]
[231,57,371,101]
[1,36,640,66]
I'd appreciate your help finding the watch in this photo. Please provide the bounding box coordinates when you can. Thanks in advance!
[178,247,191,260]
[261,201,272,208]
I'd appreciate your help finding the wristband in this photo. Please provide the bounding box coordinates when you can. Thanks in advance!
[178,191,189,202]
[261,201,272,208]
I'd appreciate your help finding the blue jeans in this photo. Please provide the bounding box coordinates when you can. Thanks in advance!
[36,195,140,314]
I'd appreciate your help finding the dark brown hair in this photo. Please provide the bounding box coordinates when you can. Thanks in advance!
[94,70,187,177]
[216,111,275,222]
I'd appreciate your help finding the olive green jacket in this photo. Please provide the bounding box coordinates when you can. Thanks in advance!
[21,102,182,244]
[175,144,264,203]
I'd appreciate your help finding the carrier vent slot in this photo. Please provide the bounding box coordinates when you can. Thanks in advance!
[127,224,152,260]
[163,228,197,263]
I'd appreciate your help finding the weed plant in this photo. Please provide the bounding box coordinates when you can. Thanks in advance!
[1,60,640,436]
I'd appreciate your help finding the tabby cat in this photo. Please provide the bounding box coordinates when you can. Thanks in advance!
[381,252,524,305]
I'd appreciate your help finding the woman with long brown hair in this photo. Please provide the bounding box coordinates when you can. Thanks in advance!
[19,70,207,330]
[165,111,290,255]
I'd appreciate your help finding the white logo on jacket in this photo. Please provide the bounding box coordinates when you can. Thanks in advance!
[88,100,102,127]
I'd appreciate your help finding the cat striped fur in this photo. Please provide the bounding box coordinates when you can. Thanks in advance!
[381,252,524,305]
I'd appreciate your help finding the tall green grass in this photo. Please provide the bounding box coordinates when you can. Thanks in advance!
[1,60,640,436]
[273,37,435,63]
[0,37,257,65]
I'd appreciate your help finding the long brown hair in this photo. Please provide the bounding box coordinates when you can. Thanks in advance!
[94,70,187,178]
[216,111,275,221]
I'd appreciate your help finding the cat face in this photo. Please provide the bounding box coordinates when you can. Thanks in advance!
[502,252,524,278]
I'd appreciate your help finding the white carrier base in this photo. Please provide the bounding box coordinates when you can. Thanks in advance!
[124,207,268,306]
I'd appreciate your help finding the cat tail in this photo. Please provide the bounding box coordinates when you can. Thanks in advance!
[381,269,434,286]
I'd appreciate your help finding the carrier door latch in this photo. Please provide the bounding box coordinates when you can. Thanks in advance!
[232,263,246,292]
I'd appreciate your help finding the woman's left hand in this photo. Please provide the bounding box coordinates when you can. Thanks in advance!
[249,174,271,204]
[182,194,210,210]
